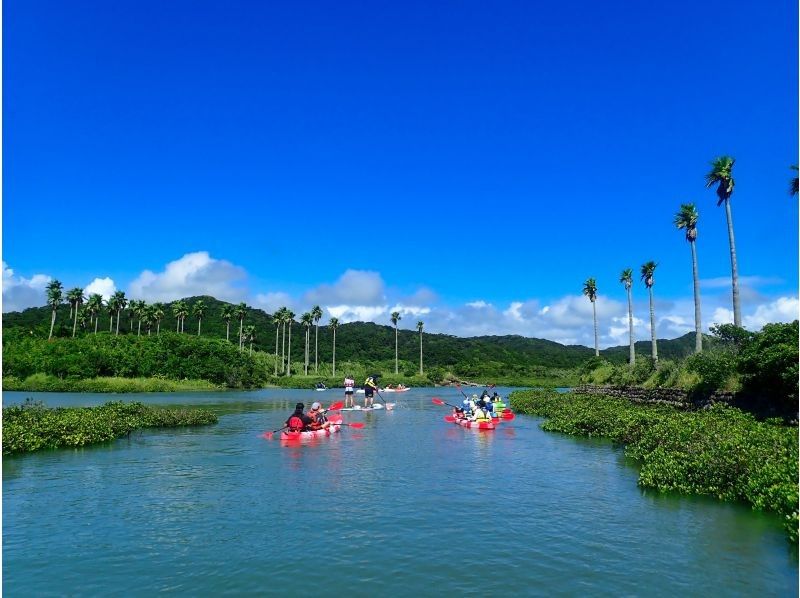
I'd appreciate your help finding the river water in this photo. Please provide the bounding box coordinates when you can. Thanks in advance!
[3,388,797,596]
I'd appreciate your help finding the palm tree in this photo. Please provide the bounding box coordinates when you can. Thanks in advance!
[173,301,183,332]
[329,317,339,376]
[582,278,599,356]
[705,156,741,327]
[142,305,155,336]
[193,300,206,335]
[66,287,85,338]
[640,261,658,363]
[86,294,103,334]
[152,303,165,335]
[132,300,148,336]
[311,305,323,373]
[235,302,248,350]
[107,295,118,332]
[619,269,635,365]
[112,291,127,335]
[46,280,64,339]
[273,308,284,376]
[285,310,295,376]
[417,320,424,375]
[221,304,234,341]
[391,311,402,374]
[791,165,798,197]
[301,312,313,375]
[77,307,90,333]
[244,325,256,355]
[675,203,703,353]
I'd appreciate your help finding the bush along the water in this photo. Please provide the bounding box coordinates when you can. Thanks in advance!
[2,399,218,455]
[510,389,799,542]
[2,374,221,393]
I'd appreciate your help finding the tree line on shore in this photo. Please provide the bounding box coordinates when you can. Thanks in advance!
[582,157,797,362]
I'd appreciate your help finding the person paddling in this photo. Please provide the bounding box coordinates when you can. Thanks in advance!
[363,376,378,408]
[285,402,313,432]
[307,401,330,430]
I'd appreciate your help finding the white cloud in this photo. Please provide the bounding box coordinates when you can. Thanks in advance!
[327,305,388,322]
[743,296,799,330]
[254,292,294,313]
[700,275,783,289]
[84,277,117,302]
[304,270,385,306]
[467,300,491,309]
[2,262,51,312]
[128,252,247,302]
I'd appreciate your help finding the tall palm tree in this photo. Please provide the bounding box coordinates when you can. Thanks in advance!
[273,308,284,376]
[87,294,103,334]
[417,320,424,375]
[640,261,658,363]
[179,301,189,333]
[329,317,339,376]
[112,291,127,335]
[77,307,90,334]
[142,305,155,336]
[619,269,635,365]
[675,203,703,353]
[705,155,741,327]
[301,312,313,375]
[244,325,256,355]
[46,280,64,340]
[107,295,118,332]
[391,311,402,374]
[284,310,295,376]
[193,300,206,335]
[582,278,599,357]
[132,300,148,336]
[280,308,288,374]
[66,287,85,338]
[221,304,234,341]
[235,302,248,350]
[311,305,323,373]
[173,301,183,332]
[791,165,798,197]
[152,303,165,335]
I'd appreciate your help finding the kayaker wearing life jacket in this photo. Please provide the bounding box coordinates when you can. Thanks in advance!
[307,401,330,430]
[363,376,378,408]
[285,402,313,432]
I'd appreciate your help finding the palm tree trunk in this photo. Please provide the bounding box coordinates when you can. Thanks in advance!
[314,324,319,373]
[419,331,423,375]
[690,240,703,353]
[332,328,336,377]
[305,328,309,375]
[94,317,99,334]
[226,322,230,341]
[72,309,79,338]
[724,199,742,327]
[49,309,56,340]
[157,321,161,335]
[116,309,121,334]
[281,322,286,373]
[109,316,113,332]
[286,323,292,376]
[394,326,399,374]
[249,340,253,355]
[138,320,142,336]
[197,319,201,336]
[177,319,180,332]
[648,286,658,363]
[592,300,599,357]
[274,324,280,375]
[239,320,244,350]
[626,286,635,365]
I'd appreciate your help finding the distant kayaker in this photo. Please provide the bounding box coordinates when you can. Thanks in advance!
[307,401,330,430]
[364,376,378,407]
[344,376,355,407]
[285,402,313,432]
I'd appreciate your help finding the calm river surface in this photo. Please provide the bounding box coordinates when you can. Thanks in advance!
[3,388,797,596]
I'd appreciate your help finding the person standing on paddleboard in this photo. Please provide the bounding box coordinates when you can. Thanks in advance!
[363,376,378,408]
[344,376,355,408]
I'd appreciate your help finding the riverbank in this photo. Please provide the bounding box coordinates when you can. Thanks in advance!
[2,374,222,393]
[510,389,798,542]
[2,399,218,455]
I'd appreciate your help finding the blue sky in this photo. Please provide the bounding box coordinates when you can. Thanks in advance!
[3,0,798,346]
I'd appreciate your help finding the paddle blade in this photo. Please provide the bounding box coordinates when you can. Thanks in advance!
[500,412,515,421]
[431,398,445,405]
[444,415,456,422]
[327,401,344,411]
[263,432,275,440]
[348,422,365,429]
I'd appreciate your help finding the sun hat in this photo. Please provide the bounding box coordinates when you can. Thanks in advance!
[311,402,321,410]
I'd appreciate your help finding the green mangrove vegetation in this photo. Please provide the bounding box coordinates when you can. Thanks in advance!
[510,389,798,542]
[2,400,218,455]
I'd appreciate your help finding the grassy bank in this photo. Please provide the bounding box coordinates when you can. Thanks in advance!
[510,389,798,542]
[3,400,218,455]
[3,374,221,393]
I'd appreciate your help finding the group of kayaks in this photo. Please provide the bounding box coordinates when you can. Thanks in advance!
[266,392,515,443]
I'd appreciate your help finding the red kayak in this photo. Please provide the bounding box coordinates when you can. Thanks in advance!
[450,416,496,430]
[280,416,343,441]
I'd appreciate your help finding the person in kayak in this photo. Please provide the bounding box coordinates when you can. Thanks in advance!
[363,376,378,408]
[307,401,330,431]
[344,376,355,407]
[470,400,491,423]
[285,402,313,432]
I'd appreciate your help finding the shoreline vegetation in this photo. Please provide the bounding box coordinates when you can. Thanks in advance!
[510,389,798,542]
[2,400,218,455]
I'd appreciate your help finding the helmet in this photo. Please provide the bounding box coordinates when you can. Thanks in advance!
[311,402,321,410]
[472,394,478,399]
[295,402,304,410]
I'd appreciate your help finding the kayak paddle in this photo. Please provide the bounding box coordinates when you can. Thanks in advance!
[262,425,288,440]
[432,397,461,409]
[325,401,344,412]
